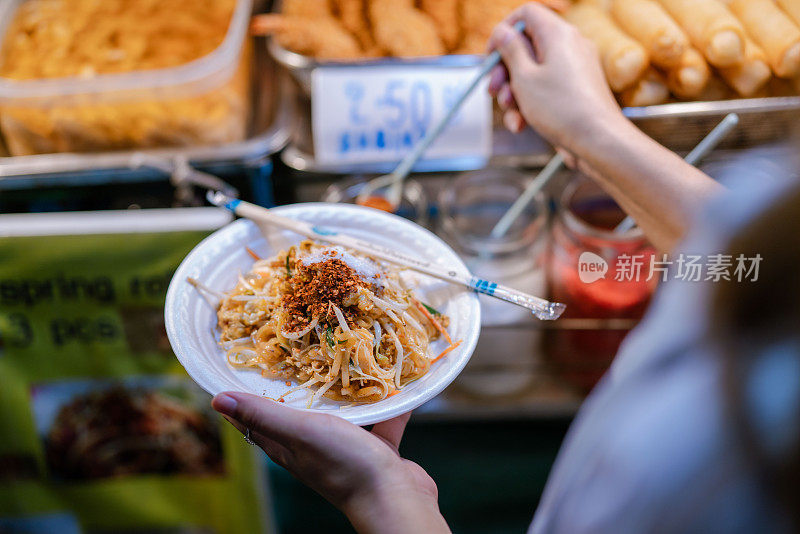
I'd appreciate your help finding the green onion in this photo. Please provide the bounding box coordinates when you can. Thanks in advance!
[285,255,291,277]
[422,302,441,316]
[325,326,335,348]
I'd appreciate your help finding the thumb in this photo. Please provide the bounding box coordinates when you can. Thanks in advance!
[488,22,536,76]
[371,412,411,450]
[213,391,308,445]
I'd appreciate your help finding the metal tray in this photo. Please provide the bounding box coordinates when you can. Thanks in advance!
[269,37,800,174]
[0,35,291,190]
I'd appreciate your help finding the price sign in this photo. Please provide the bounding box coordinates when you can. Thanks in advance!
[311,65,492,166]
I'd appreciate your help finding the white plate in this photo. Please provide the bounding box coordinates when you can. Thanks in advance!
[165,203,481,426]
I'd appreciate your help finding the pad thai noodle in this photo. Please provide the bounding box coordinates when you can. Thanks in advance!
[201,240,460,406]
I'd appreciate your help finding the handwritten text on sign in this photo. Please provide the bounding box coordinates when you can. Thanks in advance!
[311,65,492,166]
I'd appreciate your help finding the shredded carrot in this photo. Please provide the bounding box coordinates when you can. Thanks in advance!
[387,390,400,397]
[432,340,462,364]
[245,246,262,261]
[413,300,453,345]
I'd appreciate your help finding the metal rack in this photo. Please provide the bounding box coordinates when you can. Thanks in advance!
[268,34,800,174]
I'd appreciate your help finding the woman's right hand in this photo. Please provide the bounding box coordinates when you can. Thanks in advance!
[487,3,626,157]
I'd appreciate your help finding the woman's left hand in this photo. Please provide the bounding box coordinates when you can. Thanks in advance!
[212,392,450,534]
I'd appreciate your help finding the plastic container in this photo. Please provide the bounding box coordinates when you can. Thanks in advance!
[0,0,253,156]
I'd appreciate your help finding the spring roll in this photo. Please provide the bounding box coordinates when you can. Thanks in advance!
[666,47,711,98]
[695,75,736,101]
[763,75,796,96]
[726,0,800,78]
[565,2,649,91]
[775,0,800,27]
[656,0,745,67]
[583,0,613,9]
[619,68,670,106]
[718,37,772,96]
[611,0,689,67]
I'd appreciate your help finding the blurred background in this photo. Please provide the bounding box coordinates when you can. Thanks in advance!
[1,0,800,532]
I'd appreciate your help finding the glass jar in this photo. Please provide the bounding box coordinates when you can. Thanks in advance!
[438,168,549,397]
[322,176,429,226]
[546,175,657,392]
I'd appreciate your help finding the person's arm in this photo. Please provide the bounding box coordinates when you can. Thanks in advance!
[212,393,450,534]
[487,4,724,252]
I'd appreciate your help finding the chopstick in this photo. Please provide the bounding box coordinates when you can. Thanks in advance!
[206,191,566,321]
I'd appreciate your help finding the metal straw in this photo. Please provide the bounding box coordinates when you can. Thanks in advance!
[356,20,528,209]
[490,152,565,238]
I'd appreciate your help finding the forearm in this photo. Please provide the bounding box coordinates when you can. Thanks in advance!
[570,115,724,253]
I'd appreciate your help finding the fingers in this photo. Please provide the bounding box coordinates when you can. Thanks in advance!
[221,414,294,468]
[488,21,536,72]
[371,412,411,450]
[488,64,509,96]
[504,110,526,134]
[556,147,578,169]
[496,83,527,133]
[505,2,572,61]
[497,82,517,108]
[213,391,309,445]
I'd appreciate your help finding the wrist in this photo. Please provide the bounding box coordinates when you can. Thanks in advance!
[568,109,634,157]
[343,472,446,533]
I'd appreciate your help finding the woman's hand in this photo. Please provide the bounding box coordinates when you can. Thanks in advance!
[487,3,626,156]
[212,392,450,534]
[486,2,723,253]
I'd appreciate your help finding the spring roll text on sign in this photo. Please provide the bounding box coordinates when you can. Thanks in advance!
[311,64,492,166]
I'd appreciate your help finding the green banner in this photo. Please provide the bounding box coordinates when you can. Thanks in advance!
[0,229,268,534]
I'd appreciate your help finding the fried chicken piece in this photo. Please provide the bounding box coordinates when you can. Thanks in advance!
[460,0,529,47]
[251,14,361,60]
[333,0,376,51]
[420,0,461,51]
[369,0,445,57]
[458,0,570,54]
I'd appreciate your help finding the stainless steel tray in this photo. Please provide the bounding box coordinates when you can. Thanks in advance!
[269,37,800,174]
[623,96,800,152]
[0,34,291,190]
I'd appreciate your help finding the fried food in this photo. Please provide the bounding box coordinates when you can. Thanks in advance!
[369,0,445,57]
[695,74,736,101]
[718,37,772,96]
[776,0,800,27]
[460,0,529,48]
[251,14,361,60]
[420,0,461,50]
[726,0,800,78]
[565,2,650,91]
[619,68,670,106]
[611,0,689,68]
[655,0,745,67]
[666,47,711,98]
[0,0,248,155]
[282,0,334,19]
[333,0,377,52]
